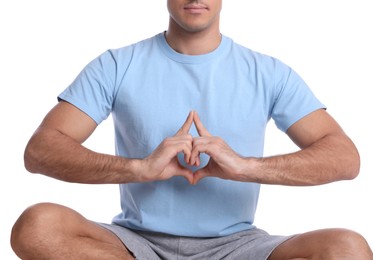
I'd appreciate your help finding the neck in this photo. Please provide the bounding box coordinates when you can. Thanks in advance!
[165,19,221,55]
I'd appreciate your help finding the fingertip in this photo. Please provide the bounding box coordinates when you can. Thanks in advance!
[193,110,199,120]
[186,173,194,185]
[184,154,190,165]
[195,156,200,167]
[192,172,201,185]
[189,157,194,166]
[189,110,194,120]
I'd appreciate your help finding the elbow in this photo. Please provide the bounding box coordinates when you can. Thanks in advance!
[24,151,37,174]
[343,149,360,181]
[24,157,37,174]
[346,162,360,181]
[344,167,359,181]
[23,141,42,174]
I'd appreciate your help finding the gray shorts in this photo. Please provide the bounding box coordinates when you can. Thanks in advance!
[98,223,293,260]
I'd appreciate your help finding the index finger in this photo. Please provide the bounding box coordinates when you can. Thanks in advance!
[193,111,211,137]
[175,111,194,136]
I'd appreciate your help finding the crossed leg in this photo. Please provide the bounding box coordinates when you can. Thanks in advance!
[11,203,373,260]
[11,203,134,260]
[269,228,373,260]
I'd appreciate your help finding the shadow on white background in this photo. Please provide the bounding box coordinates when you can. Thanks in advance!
[1,1,372,258]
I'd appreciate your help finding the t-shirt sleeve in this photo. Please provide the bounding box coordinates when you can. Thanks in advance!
[58,48,131,125]
[271,59,326,132]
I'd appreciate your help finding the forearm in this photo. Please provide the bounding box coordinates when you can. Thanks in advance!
[243,133,360,186]
[24,127,141,184]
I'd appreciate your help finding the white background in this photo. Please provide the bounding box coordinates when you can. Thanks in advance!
[1,0,372,258]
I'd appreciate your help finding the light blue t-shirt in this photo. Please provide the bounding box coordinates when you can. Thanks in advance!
[59,33,324,237]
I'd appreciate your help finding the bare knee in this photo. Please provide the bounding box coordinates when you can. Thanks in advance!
[11,202,72,257]
[11,203,134,260]
[332,229,373,258]
[307,228,373,259]
[270,228,373,260]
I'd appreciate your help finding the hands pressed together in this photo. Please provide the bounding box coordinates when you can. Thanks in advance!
[140,111,247,185]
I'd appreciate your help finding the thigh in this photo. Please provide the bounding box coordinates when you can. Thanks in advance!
[98,223,164,260]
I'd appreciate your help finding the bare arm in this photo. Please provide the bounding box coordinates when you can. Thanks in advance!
[192,109,360,186]
[24,101,195,184]
[24,101,138,183]
[251,109,360,185]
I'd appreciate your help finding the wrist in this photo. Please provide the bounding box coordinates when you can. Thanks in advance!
[118,157,145,183]
[236,157,261,183]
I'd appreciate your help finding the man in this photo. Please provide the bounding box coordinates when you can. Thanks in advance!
[11,0,373,259]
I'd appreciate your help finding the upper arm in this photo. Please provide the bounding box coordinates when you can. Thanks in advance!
[37,100,98,144]
[286,109,345,149]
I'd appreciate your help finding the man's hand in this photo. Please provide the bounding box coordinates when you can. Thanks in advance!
[191,112,247,184]
[140,111,246,184]
[140,111,195,184]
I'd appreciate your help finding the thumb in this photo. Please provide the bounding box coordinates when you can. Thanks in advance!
[176,164,194,184]
[193,167,209,185]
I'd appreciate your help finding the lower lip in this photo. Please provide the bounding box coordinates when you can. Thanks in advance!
[184,8,208,14]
